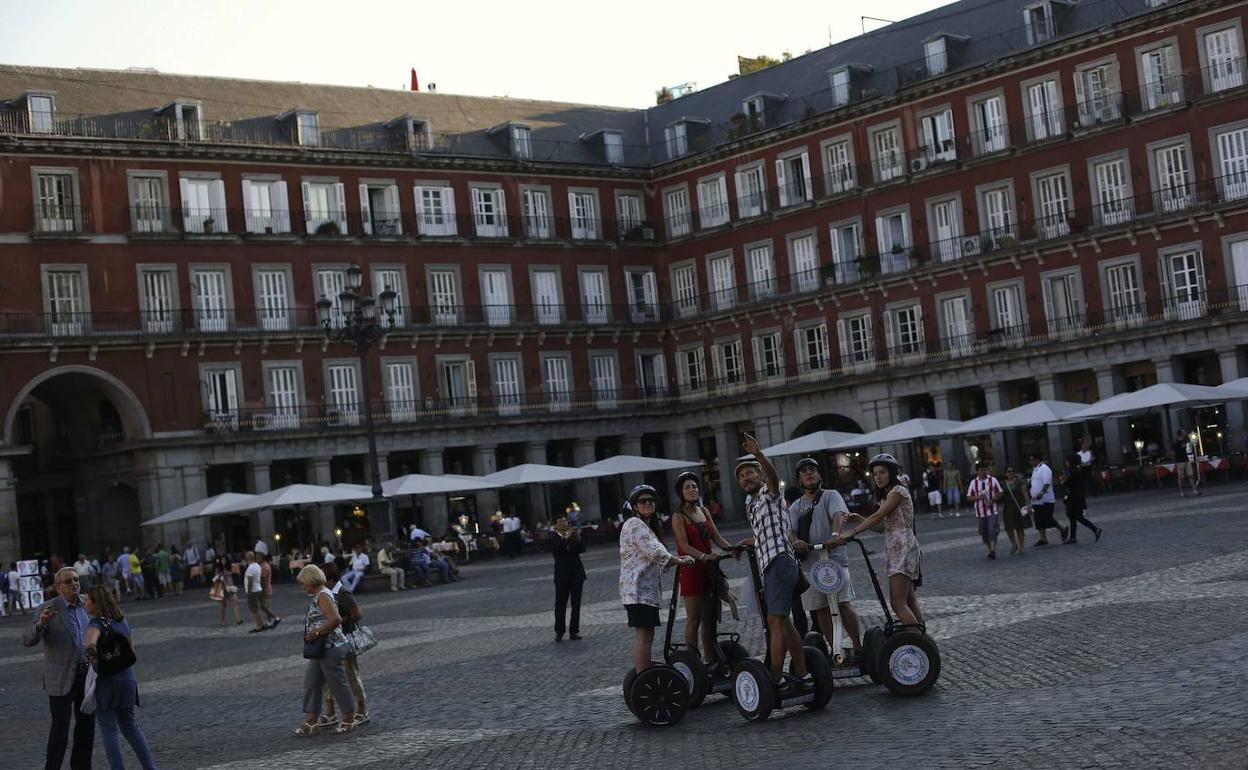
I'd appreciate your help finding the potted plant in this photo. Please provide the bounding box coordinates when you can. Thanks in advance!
[821,263,837,287]
[202,216,214,234]
[315,220,341,236]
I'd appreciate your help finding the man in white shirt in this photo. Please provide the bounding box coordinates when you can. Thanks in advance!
[243,551,266,633]
[183,543,201,586]
[72,555,94,590]
[253,538,269,557]
[1027,453,1068,546]
[342,545,370,592]
[501,513,523,559]
[408,526,430,543]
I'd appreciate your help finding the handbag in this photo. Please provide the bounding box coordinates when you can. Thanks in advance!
[347,625,377,656]
[303,633,329,660]
[95,619,137,677]
[80,666,98,715]
[208,581,224,603]
[1005,484,1033,529]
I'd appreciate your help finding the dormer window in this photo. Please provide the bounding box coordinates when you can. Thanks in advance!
[174,102,202,140]
[830,70,851,106]
[1024,1,1071,45]
[744,96,764,127]
[828,65,869,108]
[665,122,688,158]
[603,131,624,164]
[388,115,432,151]
[296,111,320,147]
[26,93,54,134]
[511,125,532,159]
[924,38,948,75]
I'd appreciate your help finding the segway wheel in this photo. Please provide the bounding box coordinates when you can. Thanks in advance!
[629,665,690,726]
[877,630,941,697]
[731,659,776,722]
[801,645,834,710]
[862,626,885,684]
[803,631,829,658]
[622,668,639,716]
[668,649,709,708]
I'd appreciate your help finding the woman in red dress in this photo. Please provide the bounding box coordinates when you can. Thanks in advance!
[670,472,735,660]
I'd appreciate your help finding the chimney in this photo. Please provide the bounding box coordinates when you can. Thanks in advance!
[410,68,419,92]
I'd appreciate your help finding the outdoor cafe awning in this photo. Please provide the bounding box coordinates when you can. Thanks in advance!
[141,492,258,527]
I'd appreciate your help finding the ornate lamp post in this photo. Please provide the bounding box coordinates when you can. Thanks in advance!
[316,264,398,543]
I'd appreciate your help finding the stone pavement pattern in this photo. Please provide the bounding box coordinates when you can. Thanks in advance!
[1,485,1246,769]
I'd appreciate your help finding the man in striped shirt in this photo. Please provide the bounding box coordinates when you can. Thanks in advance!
[736,433,812,691]
[966,463,1004,560]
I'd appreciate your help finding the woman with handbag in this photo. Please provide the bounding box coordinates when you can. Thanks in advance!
[210,556,243,627]
[320,563,369,727]
[1000,466,1031,556]
[295,565,356,736]
[83,586,157,769]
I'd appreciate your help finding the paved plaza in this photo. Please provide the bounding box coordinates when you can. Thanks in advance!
[3,484,1247,769]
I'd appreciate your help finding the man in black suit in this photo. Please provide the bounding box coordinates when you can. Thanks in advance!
[551,515,586,642]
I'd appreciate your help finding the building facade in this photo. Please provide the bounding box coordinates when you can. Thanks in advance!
[2,0,1247,561]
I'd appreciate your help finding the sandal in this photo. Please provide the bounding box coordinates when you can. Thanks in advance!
[294,721,320,737]
[315,714,337,728]
[335,720,355,735]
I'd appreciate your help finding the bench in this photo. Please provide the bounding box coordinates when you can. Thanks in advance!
[355,573,393,594]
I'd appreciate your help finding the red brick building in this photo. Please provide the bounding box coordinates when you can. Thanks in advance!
[2,0,1246,561]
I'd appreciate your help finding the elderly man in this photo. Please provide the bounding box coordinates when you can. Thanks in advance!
[23,567,95,770]
[376,543,407,591]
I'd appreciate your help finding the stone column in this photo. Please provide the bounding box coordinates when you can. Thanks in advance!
[308,458,335,544]
[931,391,966,477]
[1218,347,1247,456]
[178,464,210,548]
[0,456,19,566]
[419,449,451,535]
[981,384,1011,470]
[618,434,645,499]
[1036,374,1074,465]
[1093,366,1127,465]
[523,441,548,525]
[572,437,601,522]
[663,430,696,509]
[713,425,744,520]
[246,462,274,549]
[1153,355,1184,442]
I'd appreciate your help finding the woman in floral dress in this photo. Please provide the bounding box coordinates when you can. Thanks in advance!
[825,453,925,628]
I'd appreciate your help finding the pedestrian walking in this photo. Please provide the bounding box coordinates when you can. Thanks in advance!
[923,463,943,518]
[1060,455,1104,544]
[1172,429,1202,497]
[321,563,369,727]
[502,513,523,559]
[23,567,95,770]
[155,545,172,595]
[244,552,267,633]
[140,548,161,600]
[1000,467,1031,556]
[116,549,133,598]
[259,553,281,628]
[83,586,157,770]
[942,462,963,516]
[966,463,1004,560]
[294,565,356,736]
[9,561,28,613]
[670,471,735,659]
[211,556,243,626]
[182,543,201,587]
[551,514,587,642]
[72,554,95,590]
[1027,453,1068,546]
[169,552,184,596]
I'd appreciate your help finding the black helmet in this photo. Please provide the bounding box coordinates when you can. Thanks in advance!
[627,484,658,507]
[674,471,701,499]
[795,457,821,476]
[868,452,902,471]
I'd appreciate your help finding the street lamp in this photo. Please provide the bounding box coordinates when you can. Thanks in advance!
[316,264,399,543]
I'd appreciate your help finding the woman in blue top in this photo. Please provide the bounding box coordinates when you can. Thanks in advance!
[83,585,157,770]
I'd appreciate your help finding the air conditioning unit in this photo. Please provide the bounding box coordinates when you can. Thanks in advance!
[910,157,929,174]
[962,237,982,257]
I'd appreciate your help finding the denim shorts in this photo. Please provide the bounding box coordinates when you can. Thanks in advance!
[762,555,798,617]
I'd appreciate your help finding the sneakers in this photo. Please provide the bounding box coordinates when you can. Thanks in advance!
[987,550,996,560]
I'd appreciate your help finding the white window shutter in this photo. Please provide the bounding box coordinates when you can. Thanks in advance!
[359,184,373,235]
[875,216,889,253]
[211,179,228,231]
[801,152,813,200]
[836,319,848,364]
[863,315,874,358]
[442,186,457,233]
[916,304,926,345]
[274,181,289,232]
[793,328,805,368]
[465,359,478,400]
[884,312,896,355]
[711,345,724,382]
[752,338,763,378]
[775,159,788,206]
[302,181,314,234]
[179,177,192,230]
[333,182,347,233]
[384,185,402,234]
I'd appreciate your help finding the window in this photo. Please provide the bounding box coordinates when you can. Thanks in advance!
[627,270,659,322]
[1024,3,1055,45]
[871,126,903,183]
[940,295,972,356]
[491,357,522,416]
[511,126,532,159]
[616,192,644,237]
[568,190,600,239]
[972,95,1008,154]
[665,187,691,237]
[1204,27,1245,93]
[672,263,699,317]
[980,185,1016,246]
[990,284,1025,339]
[919,109,955,164]
[604,131,625,164]
[326,364,361,425]
[713,339,745,392]
[929,198,962,262]
[481,268,511,326]
[1140,44,1183,111]
[296,112,320,147]
[1092,157,1132,226]
[384,361,418,421]
[372,267,406,326]
[790,234,820,291]
[591,354,618,407]
[735,164,766,218]
[697,175,730,228]
[1214,126,1248,200]
[887,305,925,359]
[180,176,227,234]
[580,270,609,324]
[471,187,508,237]
[1153,142,1193,212]
[1025,80,1063,141]
[1229,239,1248,311]
[531,270,562,325]
[438,358,478,415]
[302,180,347,235]
[44,269,86,336]
[243,178,290,234]
[1104,262,1143,325]
[823,139,856,195]
[678,347,707,394]
[753,332,784,381]
[522,188,553,239]
[27,94,54,134]
[776,152,812,207]
[708,253,736,310]
[315,268,347,328]
[1075,62,1121,126]
[429,269,461,325]
[174,102,202,141]
[255,268,291,331]
[875,211,911,273]
[1160,249,1206,320]
[838,314,875,370]
[191,268,230,332]
[266,366,301,428]
[747,243,775,299]
[1042,271,1083,335]
[637,352,669,399]
[542,356,572,411]
[830,69,850,106]
[139,268,176,333]
[414,185,457,236]
[744,96,764,127]
[665,123,688,159]
[796,324,830,377]
[34,171,82,233]
[830,222,862,283]
[129,173,169,233]
[203,367,239,428]
[359,183,402,236]
[925,38,948,76]
[1035,170,1071,239]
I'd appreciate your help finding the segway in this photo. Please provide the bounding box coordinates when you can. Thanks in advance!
[803,538,940,696]
[730,546,834,722]
[663,551,750,707]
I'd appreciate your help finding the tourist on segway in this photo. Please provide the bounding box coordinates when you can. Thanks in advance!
[825,453,925,629]
[788,457,863,664]
[619,484,695,673]
[735,434,813,693]
[670,471,737,661]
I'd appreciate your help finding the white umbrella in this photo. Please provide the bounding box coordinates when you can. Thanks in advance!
[580,455,700,474]
[483,463,606,486]
[1066,382,1238,420]
[832,418,965,448]
[1220,376,1248,397]
[142,492,257,527]
[758,430,865,457]
[950,400,1090,435]
[217,483,374,514]
[382,473,500,497]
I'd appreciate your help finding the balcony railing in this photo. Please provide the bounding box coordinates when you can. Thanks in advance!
[31,204,92,235]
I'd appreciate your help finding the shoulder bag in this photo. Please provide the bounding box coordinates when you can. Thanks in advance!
[95,619,137,677]
[1005,483,1033,529]
[347,625,378,656]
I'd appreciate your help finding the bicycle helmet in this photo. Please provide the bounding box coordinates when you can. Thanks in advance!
[868,452,903,471]
[627,484,658,507]
[674,471,701,499]
[795,457,821,475]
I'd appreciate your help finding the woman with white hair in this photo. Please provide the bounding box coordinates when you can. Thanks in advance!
[294,565,356,735]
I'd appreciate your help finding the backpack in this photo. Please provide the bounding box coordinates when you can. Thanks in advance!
[95,619,137,677]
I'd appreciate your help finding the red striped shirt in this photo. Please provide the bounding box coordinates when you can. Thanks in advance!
[967,476,1003,518]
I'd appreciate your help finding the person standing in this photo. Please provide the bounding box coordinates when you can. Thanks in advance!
[1173,429,1202,498]
[942,462,963,517]
[294,565,356,735]
[502,513,523,559]
[551,514,587,642]
[253,537,270,557]
[23,567,95,770]
[1000,466,1030,556]
[155,544,172,596]
[169,552,184,597]
[923,464,943,518]
[212,556,243,627]
[8,561,27,614]
[966,463,1004,560]
[375,543,407,591]
[1060,454,1103,544]
[1027,453,1068,546]
[259,553,281,628]
[244,552,267,634]
[82,586,157,770]
[182,543,201,587]
[670,471,735,661]
[116,549,133,599]
[72,555,94,591]
[341,545,370,593]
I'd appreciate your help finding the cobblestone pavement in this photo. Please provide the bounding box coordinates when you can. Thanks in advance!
[2,484,1247,769]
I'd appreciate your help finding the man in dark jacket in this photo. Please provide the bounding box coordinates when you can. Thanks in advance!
[551,515,587,642]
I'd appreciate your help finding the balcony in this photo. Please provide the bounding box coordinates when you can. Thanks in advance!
[31,204,91,236]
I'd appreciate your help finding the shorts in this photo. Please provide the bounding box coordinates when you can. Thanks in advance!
[800,564,856,612]
[945,489,961,507]
[927,490,943,507]
[762,555,799,617]
[1032,502,1057,530]
[246,591,262,612]
[1176,462,1194,478]
[260,594,273,613]
[977,513,1001,545]
[625,603,660,629]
